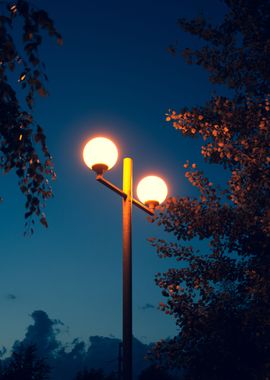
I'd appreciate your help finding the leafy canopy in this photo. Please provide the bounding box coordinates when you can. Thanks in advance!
[0,344,50,380]
[150,1,270,379]
[0,0,62,231]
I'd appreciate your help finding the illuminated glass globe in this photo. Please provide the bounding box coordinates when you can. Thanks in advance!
[137,175,168,206]
[83,137,118,174]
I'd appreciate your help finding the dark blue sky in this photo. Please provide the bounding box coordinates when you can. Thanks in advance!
[0,0,226,351]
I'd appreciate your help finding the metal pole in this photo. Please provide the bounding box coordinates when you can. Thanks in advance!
[118,342,123,380]
[122,157,133,380]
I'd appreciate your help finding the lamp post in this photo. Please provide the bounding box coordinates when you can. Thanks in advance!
[83,136,168,380]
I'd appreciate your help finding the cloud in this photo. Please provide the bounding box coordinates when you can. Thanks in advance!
[140,303,155,311]
[13,310,62,358]
[0,347,7,358]
[6,294,17,301]
[6,310,152,380]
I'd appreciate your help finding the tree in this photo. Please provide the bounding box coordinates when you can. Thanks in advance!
[149,0,270,378]
[0,344,50,380]
[74,369,117,380]
[138,365,174,380]
[0,0,62,231]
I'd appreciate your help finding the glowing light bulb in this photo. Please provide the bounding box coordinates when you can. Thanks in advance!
[83,137,118,174]
[137,175,168,206]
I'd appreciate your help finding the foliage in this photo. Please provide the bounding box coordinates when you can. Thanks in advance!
[150,0,270,379]
[0,0,62,231]
[74,368,117,380]
[179,0,270,97]
[138,364,174,380]
[0,344,50,380]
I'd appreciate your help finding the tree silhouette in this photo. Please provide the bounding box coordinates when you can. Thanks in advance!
[74,368,117,380]
[149,0,270,378]
[0,344,50,380]
[0,0,62,231]
[138,365,174,380]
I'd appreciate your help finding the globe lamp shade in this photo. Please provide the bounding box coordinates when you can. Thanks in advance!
[83,137,118,174]
[137,175,168,207]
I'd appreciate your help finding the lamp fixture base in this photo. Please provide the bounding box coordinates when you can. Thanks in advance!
[92,163,109,175]
[145,200,159,212]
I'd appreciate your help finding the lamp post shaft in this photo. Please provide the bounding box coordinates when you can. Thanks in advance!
[122,157,133,380]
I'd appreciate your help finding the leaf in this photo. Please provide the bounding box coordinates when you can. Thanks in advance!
[40,216,48,228]
[38,87,47,97]
[57,36,63,46]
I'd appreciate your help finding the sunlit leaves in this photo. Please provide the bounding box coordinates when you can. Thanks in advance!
[150,1,270,377]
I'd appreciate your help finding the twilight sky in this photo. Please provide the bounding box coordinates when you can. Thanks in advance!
[0,0,226,352]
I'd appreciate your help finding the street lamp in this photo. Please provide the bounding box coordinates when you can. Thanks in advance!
[137,175,168,211]
[83,136,168,380]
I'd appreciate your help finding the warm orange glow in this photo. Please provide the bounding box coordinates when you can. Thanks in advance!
[83,137,118,170]
[137,175,168,205]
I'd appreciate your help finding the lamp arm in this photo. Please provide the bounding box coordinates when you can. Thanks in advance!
[132,198,154,216]
[96,175,127,199]
[96,175,154,216]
